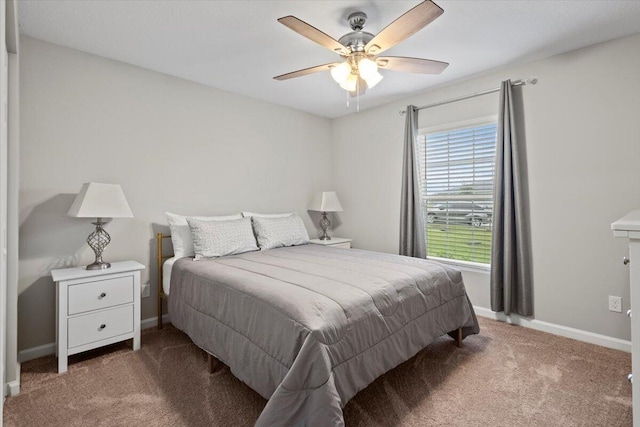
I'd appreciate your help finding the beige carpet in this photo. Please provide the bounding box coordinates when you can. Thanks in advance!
[4,317,632,426]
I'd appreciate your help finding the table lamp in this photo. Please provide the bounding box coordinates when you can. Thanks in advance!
[308,191,343,240]
[67,182,133,270]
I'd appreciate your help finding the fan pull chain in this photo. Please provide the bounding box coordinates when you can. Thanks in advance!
[356,79,360,113]
[346,90,350,109]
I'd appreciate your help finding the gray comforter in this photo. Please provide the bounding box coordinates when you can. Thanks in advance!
[169,244,479,426]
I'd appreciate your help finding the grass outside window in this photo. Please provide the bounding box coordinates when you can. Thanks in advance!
[426,223,492,265]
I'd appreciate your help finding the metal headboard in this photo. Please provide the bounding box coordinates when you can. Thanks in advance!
[156,233,173,329]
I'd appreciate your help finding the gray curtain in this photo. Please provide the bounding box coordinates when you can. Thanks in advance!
[399,105,426,258]
[490,80,533,316]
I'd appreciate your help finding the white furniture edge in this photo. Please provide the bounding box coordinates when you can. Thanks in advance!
[309,237,352,245]
[612,209,640,233]
[611,209,639,427]
[51,260,144,282]
[474,306,631,353]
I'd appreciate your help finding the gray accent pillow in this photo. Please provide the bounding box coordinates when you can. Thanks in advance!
[252,213,310,250]
[186,217,259,260]
[166,212,242,258]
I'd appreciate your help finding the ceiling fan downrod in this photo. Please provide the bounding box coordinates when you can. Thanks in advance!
[348,12,367,31]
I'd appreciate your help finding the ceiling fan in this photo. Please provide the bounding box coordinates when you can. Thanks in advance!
[274,0,448,97]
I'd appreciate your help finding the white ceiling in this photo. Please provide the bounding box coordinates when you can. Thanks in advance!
[18,1,640,118]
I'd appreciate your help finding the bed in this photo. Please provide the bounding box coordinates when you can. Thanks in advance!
[156,233,479,426]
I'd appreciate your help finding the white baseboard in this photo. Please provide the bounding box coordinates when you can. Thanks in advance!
[5,363,20,397]
[474,306,631,353]
[18,342,55,364]
[141,314,171,330]
[6,380,20,397]
[17,314,172,364]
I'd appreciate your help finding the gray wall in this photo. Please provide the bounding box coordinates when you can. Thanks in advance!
[18,33,640,352]
[18,37,333,351]
[331,33,640,341]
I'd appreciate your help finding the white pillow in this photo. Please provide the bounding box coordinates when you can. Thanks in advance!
[166,212,242,258]
[242,211,295,218]
[187,217,259,260]
[251,213,310,250]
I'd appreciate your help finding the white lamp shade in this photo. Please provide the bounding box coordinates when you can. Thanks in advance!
[330,61,351,84]
[339,73,358,92]
[67,182,133,218]
[308,191,343,212]
[358,58,378,80]
[364,71,384,88]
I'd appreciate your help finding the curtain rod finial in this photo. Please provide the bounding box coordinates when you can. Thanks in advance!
[526,77,538,85]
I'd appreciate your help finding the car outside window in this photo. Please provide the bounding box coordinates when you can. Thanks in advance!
[417,120,497,266]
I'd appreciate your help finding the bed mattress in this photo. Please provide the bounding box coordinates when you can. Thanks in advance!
[168,244,479,426]
[162,256,178,294]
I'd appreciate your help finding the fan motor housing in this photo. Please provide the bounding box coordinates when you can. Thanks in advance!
[338,31,374,53]
[338,11,374,53]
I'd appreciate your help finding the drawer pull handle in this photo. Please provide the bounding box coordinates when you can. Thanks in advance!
[99,324,106,331]
[99,293,107,299]
[623,257,630,265]
[628,310,632,318]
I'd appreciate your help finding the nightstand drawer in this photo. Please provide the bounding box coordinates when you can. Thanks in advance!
[331,242,351,248]
[309,238,352,248]
[68,275,134,315]
[68,305,134,348]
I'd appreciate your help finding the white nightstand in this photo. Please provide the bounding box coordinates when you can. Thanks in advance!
[309,237,352,249]
[51,260,145,373]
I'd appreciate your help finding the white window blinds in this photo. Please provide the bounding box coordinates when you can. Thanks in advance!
[417,122,497,265]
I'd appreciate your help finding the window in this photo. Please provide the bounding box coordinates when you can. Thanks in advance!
[417,119,497,266]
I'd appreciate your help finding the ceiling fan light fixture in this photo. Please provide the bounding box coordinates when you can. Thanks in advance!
[275,1,448,101]
[364,71,384,88]
[330,61,352,84]
[339,73,358,92]
[357,57,378,80]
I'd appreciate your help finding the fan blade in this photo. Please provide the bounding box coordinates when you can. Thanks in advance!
[274,62,340,81]
[365,1,443,55]
[278,16,348,55]
[376,56,448,74]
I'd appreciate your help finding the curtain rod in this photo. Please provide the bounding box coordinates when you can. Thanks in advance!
[399,77,538,115]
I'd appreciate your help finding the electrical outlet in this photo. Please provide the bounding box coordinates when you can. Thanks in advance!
[141,283,151,298]
[609,295,622,313]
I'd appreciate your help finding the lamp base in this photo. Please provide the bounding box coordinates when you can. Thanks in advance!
[86,218,112,271]
[86,261,111,270]
[319,212,332,240]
